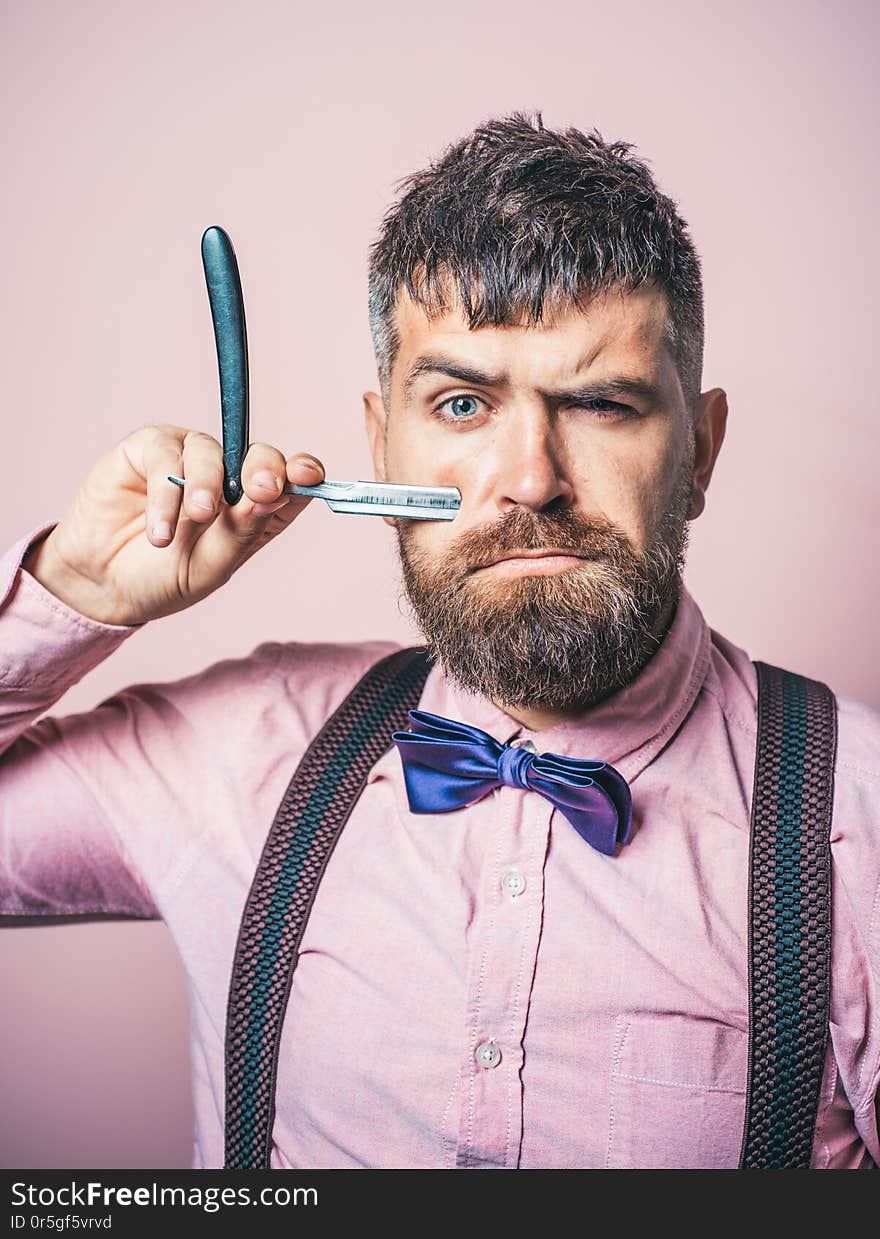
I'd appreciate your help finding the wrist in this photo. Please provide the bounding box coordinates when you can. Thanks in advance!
[22,531,138,628]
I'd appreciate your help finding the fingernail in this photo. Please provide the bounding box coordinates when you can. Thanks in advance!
[295,459,323,477]
[253,470,280,491]
[253,498,290,516]
[153,520,173,541]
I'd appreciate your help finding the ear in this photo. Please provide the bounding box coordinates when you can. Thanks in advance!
[687,387,728,520]
[363,389,398,528]
[363,389,388,481]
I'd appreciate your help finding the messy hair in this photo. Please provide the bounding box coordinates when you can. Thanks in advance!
[367,110,704,414]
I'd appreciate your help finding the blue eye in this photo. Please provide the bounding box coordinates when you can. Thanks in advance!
[435,395,483,421]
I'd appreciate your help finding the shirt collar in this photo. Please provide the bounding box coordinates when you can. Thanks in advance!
[415,580,711,783]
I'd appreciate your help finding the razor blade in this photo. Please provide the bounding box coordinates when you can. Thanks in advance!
[166,474,461,520]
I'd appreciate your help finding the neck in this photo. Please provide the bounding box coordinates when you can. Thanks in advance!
[493,588,681,733]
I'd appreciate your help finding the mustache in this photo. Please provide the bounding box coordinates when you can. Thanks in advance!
[425,505,634,574]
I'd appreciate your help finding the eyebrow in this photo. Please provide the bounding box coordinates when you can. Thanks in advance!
[401,354,664,407]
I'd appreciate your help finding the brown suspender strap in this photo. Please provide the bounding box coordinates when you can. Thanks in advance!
[223,649,837,1169]
[738,661,837,1169]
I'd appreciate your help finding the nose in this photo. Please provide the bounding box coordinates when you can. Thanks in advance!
[488,407,576,513]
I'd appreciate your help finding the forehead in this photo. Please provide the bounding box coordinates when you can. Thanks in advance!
[391,282,674,386]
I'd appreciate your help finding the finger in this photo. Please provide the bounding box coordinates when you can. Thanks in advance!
[252,454,326,517]
[241,442,292,504]
[140,427,187,546]
[286,452,325,486]
[232,453,325,523]
[180,431,225,523]
[251,497,292,517]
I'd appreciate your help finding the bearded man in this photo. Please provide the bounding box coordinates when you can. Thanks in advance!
[1,112,878,1171]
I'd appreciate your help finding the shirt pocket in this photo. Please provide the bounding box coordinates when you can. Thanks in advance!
[606,1012,748,1169]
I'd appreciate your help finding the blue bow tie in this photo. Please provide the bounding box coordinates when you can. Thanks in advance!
[391,709,632,856]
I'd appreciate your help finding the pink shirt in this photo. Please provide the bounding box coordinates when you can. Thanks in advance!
[2,520,879,1170]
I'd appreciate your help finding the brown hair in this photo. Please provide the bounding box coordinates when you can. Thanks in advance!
[367,110,704,412]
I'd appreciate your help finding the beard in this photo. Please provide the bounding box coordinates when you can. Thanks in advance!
[394,455,694,714]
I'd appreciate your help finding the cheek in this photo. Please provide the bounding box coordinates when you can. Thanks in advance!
[387,423,476,557]
[398,514,461,567]
[570,434,674,550]
[387,421,470,489]
[623,449,686,548]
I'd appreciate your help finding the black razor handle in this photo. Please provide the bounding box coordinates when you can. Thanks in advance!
[200,226,250,506]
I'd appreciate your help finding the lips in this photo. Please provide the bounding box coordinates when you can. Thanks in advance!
[476,549,591,570]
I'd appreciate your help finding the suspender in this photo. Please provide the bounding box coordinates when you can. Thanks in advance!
[224,650,837,1170]
[223,645,435,1170]
[738,661,837,1169]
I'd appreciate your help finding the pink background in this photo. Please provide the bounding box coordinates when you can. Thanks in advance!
[2,0,877,1168]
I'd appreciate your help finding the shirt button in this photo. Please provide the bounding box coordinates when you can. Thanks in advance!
[474,1040,502,1069]
[509,738,538,753]
[501,868,526,899]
